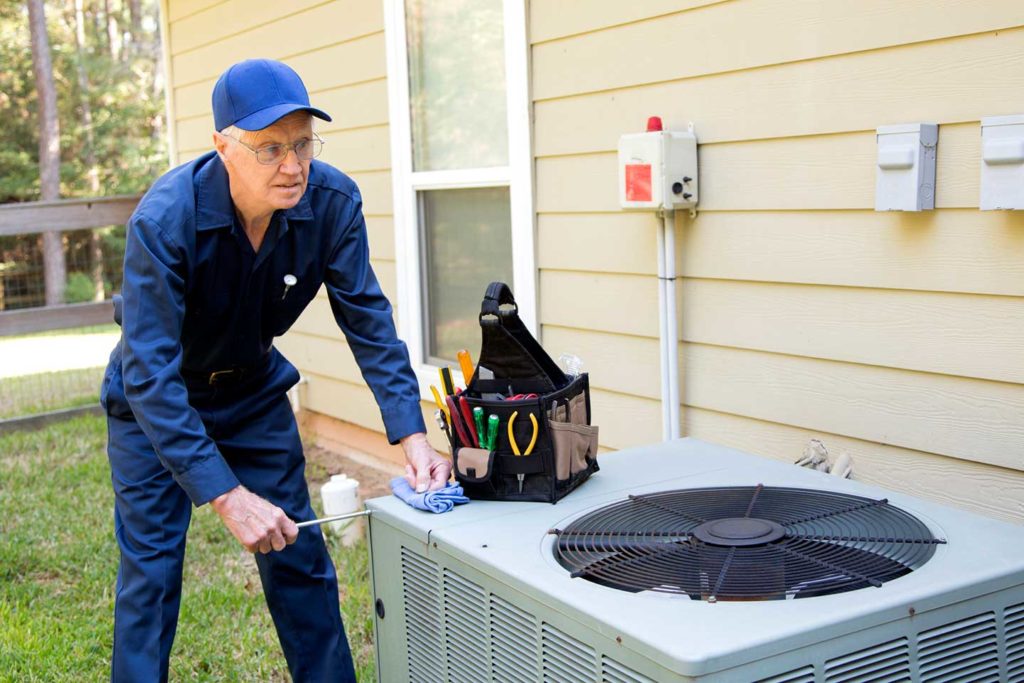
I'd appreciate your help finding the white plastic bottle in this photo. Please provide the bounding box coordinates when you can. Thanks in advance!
[319,474,364,546]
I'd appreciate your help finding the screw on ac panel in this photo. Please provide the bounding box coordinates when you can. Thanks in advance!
[615,636,623,645]
[375,599,385,619]
[908,606,916,618]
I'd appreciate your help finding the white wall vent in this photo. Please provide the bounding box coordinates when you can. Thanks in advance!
[823,637,909,682]
[917,611,999,681]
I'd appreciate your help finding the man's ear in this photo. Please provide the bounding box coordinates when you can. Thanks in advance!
[213,132,228,163]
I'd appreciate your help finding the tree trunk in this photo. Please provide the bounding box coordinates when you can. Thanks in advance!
[28,0,66,306]
[71,0,106,301]
[127,0,141,55]
[104,0,120,61]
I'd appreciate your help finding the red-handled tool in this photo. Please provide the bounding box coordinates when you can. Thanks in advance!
[445,394,473,447]
[458,394,480,447]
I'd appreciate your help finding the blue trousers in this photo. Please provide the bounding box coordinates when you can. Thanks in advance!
[104,355,356,682]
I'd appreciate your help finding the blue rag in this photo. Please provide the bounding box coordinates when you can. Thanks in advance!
[389,477,470,513]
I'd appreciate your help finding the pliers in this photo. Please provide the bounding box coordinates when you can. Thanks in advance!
[508,411,539,494]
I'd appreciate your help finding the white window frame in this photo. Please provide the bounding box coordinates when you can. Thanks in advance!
[383,0,536,399]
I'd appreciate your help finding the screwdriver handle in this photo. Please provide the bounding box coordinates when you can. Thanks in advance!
[457,349,475,386]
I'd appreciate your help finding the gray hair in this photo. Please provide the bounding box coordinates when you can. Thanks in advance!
[218,124,246,141]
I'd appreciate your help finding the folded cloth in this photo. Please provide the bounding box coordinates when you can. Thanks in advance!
[389,477,470,513]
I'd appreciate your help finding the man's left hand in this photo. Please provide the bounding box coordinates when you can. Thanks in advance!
[400,432,452,493]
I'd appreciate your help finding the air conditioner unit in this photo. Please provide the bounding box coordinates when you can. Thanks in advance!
[367,439,1024,682]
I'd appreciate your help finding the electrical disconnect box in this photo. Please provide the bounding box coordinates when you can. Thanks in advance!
[980,114,1024,210]
[618,117,698,212]
[875,123,938,212]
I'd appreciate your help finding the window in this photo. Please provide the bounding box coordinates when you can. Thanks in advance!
[384,0,535,388]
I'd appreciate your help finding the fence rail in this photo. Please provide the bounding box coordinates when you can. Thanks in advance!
[0,301,114,337]
[0,193,140,335]
[0,194,141,236]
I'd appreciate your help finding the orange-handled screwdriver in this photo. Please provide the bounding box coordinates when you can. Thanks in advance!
[457,349,475,385]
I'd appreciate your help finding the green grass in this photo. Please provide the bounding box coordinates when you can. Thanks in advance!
[0,415,376,681]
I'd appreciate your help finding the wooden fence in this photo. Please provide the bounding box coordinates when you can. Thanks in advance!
[0,194,141,337]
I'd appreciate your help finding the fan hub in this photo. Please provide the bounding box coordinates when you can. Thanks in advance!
[692,518,786,547]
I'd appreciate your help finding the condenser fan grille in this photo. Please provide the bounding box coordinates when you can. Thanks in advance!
[552,486,944,602]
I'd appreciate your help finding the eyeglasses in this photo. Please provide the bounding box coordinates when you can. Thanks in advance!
[221,133,324,165]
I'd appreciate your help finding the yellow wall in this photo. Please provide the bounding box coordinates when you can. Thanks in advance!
[161,0,428,449]
[531,0,1024,522]
[163,0,1024,521]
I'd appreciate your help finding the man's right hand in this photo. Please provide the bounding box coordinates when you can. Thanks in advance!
[210,485,299,554]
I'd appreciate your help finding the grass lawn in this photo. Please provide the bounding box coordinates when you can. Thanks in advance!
[0,415,377,681]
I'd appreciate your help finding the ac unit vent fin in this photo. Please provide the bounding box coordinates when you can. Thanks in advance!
[601,655,656,682]
[400,547,445,683]
[490,595,539,683]
[755,666,815,683]
[542,623,598,683]
[824,637,909,682]
[1006,602,1024,683]
[442,569,489,682]
[918,611,999,682]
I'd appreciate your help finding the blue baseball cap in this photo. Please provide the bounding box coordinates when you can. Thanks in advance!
[212,59,332,131]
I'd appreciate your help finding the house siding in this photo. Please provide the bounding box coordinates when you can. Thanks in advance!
[530,0,1024,522]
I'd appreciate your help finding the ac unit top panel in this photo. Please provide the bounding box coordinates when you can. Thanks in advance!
[366,438,1024,677]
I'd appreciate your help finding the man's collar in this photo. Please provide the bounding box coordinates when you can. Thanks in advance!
[194,152,314,231]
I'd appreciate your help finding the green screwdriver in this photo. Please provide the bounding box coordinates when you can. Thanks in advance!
[472,407,486,448]
[485,414,500,450]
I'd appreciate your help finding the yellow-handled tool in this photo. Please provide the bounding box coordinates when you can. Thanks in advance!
[430,385,450,422]
[438,366,456,396]
[508,411,539,494]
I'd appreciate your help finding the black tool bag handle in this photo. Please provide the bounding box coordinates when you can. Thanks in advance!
[470,282,567,394]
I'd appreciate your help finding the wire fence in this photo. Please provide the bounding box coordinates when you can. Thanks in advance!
[0,196,138,423]
[0,227,125,310]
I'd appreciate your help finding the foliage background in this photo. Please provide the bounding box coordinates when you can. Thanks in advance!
[0,0,167,306]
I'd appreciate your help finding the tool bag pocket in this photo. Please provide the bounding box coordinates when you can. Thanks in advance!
[454,447,494,484]
[548,421,599,482]
[451,282,599,503]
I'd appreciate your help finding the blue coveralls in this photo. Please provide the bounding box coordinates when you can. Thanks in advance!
[100,151,426,682]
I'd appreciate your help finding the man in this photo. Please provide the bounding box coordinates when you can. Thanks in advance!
[101,58,451,682]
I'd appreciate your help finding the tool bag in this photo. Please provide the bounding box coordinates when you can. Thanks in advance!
[450,282,599,503]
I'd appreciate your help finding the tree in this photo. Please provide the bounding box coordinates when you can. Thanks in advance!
[0,0,166,310]
[27,0,65,306]
[69,0,104,300]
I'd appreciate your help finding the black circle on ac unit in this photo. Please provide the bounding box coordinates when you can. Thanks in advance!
[551,486,944,602]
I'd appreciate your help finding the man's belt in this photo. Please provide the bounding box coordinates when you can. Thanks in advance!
[180,358,269,386]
